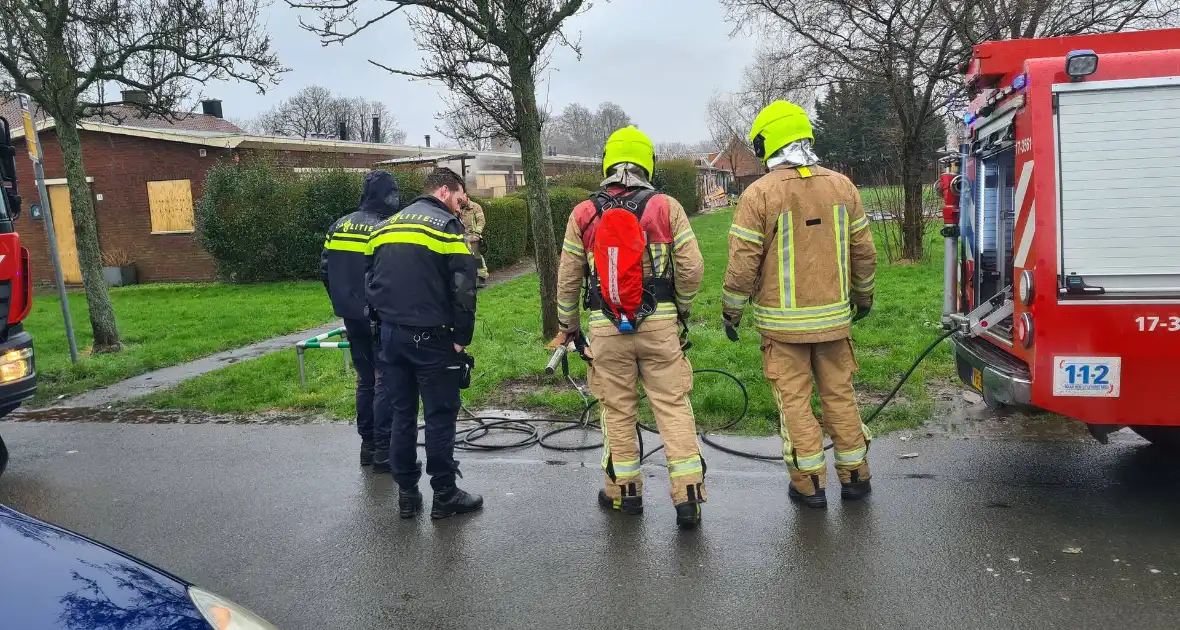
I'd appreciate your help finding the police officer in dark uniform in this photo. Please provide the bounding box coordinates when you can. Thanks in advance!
[320,170,400,468]
[367,167,483,520]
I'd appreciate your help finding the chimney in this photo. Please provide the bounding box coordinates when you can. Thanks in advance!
[122,89,148,104]
[372,115,381,144]
[424,134,431,148]
[338,120,348,141]
[200,99,223,118]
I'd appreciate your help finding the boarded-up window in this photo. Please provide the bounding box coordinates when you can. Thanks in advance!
[147,179,195,233]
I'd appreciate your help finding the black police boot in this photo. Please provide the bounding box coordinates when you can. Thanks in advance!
[359,440,374,467]
[788,475,828,509]
[674,502,702,530]
[597,489,644,515]
[431,486,484,520]
[399,487,423,519]
[841,469,873,500]
[371,447,390,474]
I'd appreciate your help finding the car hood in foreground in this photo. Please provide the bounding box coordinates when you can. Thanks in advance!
[0,504,207,629]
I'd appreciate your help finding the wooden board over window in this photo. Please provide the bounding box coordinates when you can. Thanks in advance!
[147,179,195,234]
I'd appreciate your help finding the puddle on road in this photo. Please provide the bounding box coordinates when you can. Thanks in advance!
[917,386,1139,443]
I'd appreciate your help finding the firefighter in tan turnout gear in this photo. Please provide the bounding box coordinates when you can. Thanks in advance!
[722,101,877,509]
[460,199,489,288]
[554,125,707,529]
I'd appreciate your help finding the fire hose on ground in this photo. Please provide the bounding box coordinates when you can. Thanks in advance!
[295,325,954,462]
[436,327,957,463]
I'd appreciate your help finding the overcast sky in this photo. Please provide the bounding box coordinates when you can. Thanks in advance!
[208,0,760,145]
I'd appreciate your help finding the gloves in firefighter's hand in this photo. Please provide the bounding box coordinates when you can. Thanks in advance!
[852,303,872,323]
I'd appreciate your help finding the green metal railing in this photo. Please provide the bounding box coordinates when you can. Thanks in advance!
[296,327,351,389]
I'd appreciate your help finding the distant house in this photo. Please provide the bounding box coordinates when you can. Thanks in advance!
[710,138,765,193]
[1,93,606,284]
[0,94,431,284]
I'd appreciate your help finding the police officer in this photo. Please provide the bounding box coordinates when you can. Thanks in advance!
[320,170,400,468]
[722,101,877,508]
[367,167,483,520]
[459,199,489,288]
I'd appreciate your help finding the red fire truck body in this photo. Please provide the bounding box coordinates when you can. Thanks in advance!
[946,29,1180,444]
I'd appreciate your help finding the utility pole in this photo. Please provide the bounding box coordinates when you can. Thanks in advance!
[18,94,78,363]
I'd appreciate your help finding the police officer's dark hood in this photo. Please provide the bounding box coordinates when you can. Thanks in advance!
[358,170,400,218]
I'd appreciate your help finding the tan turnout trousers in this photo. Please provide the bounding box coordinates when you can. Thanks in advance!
[589,320,705,506]
[763,337,871,495]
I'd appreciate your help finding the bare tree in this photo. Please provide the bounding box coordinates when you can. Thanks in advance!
[706,91,752,187]
[245,87,407,142]
[0,0,283,352]
[292,0,587,338]
[722,0,1180,260]
[337,96,406,143]
[549,102,597,155]
[594,101,631,144]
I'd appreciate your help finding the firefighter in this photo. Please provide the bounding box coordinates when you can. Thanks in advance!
[320,170,400,468]
[722,101,877,509]
[460,198,489,288]
[553,125,707,529]
[367,167,483,520]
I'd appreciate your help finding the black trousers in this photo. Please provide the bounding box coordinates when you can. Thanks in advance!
[342,318,377,443]
[375,323,463,491]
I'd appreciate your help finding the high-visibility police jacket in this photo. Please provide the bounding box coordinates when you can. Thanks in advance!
[320,171,400,321]
[722,165,876,344]
[556,186,704,336]
[366,195,478,346]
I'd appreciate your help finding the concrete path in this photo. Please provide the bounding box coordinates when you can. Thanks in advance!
[2,420,1176,630]
[50,261,538,409]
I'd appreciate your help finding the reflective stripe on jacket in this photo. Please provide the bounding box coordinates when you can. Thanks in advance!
[722,165,876,344]
[366,195,478,345]
[321,210,386,321]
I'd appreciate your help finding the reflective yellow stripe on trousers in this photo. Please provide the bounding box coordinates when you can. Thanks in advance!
[772,387,825,472]
[667,456,703,478]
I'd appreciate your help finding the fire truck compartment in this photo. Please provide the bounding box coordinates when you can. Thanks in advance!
[1055,76,1180,298]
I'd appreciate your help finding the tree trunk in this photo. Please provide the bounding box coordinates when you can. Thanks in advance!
[508,53,560,339]
[899,139,926,262]
[55,121,122,352]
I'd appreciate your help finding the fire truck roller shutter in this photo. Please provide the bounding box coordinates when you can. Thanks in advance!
[1055,77,1180,297]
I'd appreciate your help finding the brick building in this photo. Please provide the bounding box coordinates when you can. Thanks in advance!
[710,138,766,193]
[1,98,421,284]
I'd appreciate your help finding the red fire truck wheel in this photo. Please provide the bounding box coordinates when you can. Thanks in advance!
[1129,426,1180,449]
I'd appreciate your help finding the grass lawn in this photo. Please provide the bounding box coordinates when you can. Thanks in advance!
[25,283,336,403]
[142,209,957,436]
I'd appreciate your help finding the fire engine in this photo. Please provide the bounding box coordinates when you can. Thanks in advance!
[0,114,36,474]
[942,29,1180,446]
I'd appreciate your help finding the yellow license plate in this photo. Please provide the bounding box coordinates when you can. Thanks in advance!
[972,368,983,391]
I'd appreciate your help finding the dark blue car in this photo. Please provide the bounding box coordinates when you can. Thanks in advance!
[0,503,277,629]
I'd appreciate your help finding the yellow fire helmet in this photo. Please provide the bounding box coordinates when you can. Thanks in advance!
[602,125,655,178]
[748,100,813,163]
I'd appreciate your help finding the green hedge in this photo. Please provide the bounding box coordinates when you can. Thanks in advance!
[198,161,533,281]
[551,171,602,190]
[523,186,591,253]
[481,196,529,270]
[653,159,701,215]
[197,160,358,282]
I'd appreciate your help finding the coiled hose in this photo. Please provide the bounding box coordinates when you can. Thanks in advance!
[428,329,955,463]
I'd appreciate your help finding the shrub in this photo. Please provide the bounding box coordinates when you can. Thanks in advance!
[481,196,529,270]
[198,160,308,282]
[653,159,701,215]
[381,168,425,201]
[523,186,591,253]
[551,170,602,191]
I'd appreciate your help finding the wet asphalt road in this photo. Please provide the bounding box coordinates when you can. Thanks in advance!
[2,420,1179,629]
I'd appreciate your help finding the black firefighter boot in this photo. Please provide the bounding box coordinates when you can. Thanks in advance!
[841,467,873,501]
[788,474,828,509]
[598,482,643,515]
[399,487,423,519]
[674,484,703,530]
[359,440,375,467]
[431,485,484,520]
